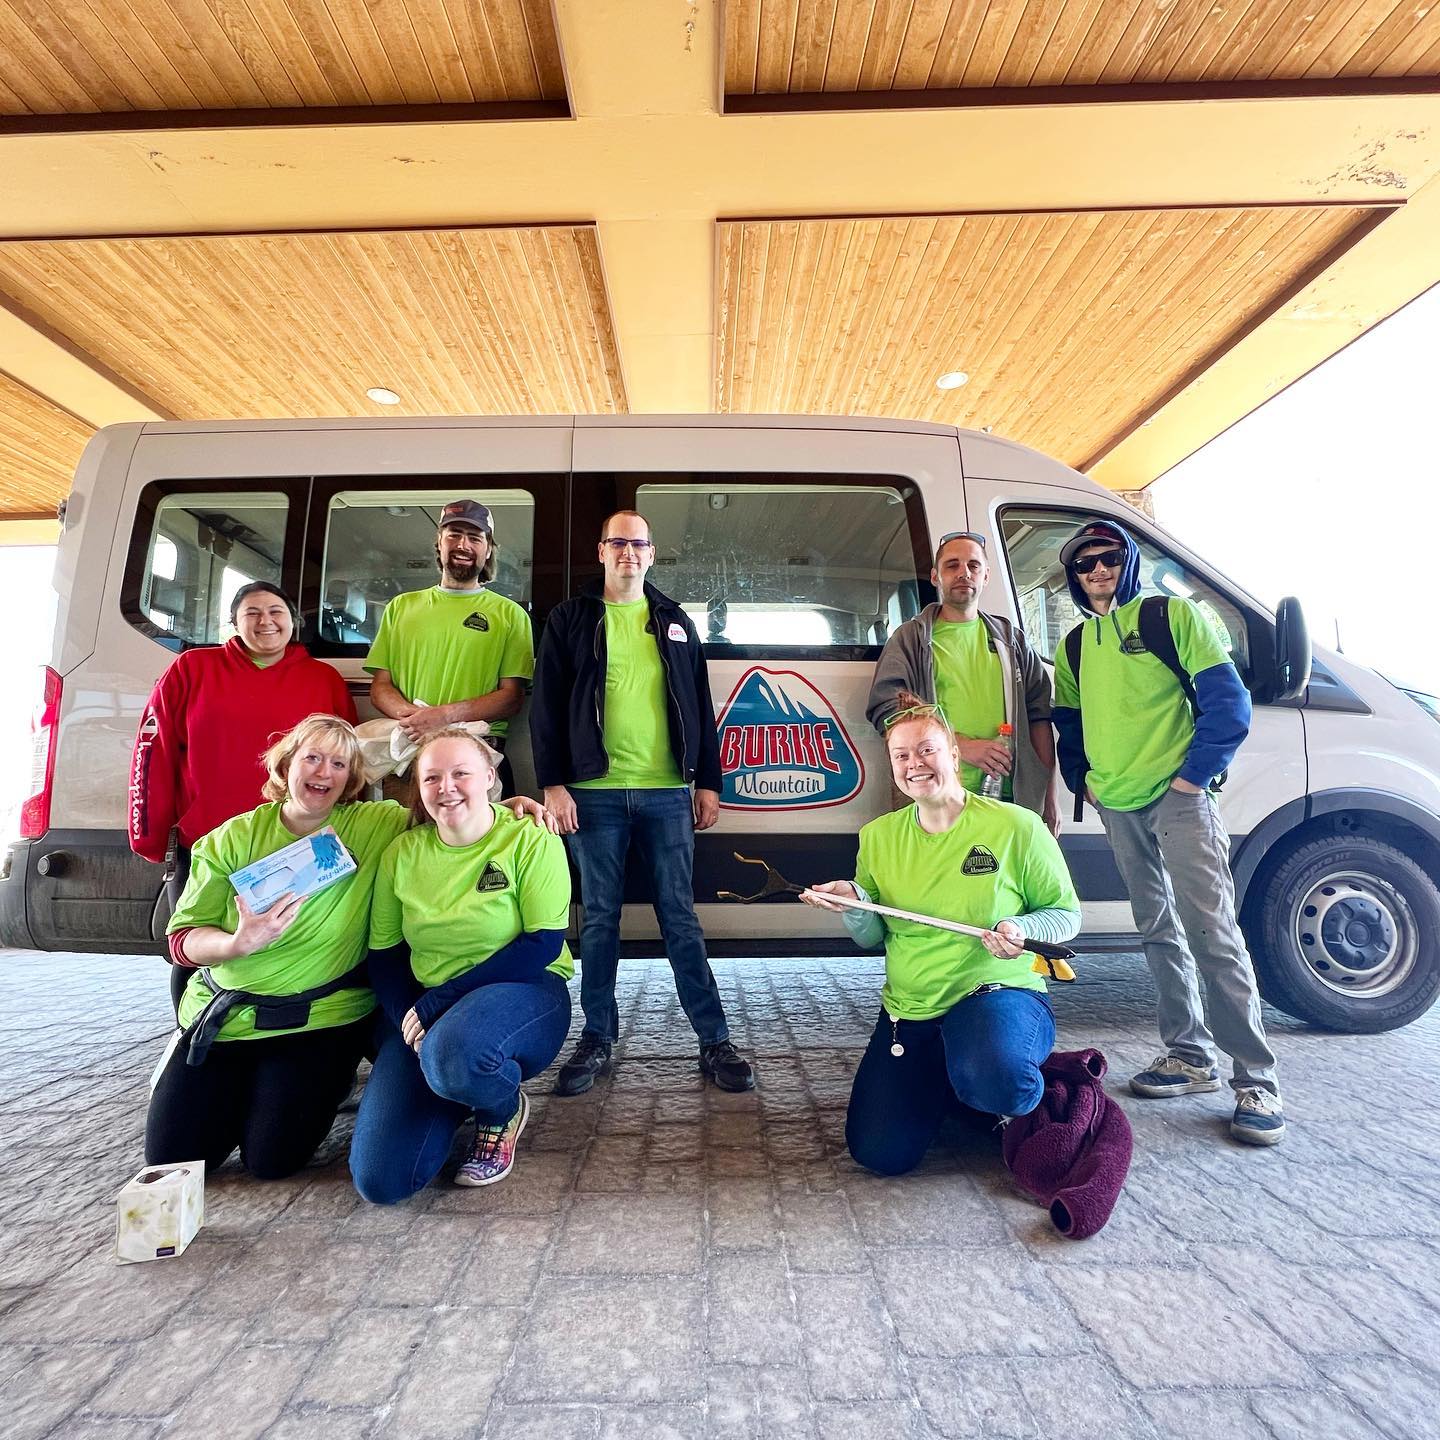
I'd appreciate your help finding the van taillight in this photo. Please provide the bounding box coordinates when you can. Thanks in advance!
[20,666,61,839]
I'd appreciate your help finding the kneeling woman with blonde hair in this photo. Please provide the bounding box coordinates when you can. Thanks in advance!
[804,706,1081,1176]
[146,714,410,1179]
[350,727,573,1203]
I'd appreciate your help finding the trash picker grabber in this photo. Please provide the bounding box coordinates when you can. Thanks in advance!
[717,853,1076,981]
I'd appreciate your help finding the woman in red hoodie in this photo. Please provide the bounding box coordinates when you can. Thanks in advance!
[129,582,358,971]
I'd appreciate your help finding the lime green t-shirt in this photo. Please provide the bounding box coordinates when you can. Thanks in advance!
[1053,595,1231,813]
[170,800,410,1042]
[363,586,534,739]
[932,619,1007,797]
[574,599,685,790]
[854,796,1079,1020]
[370,805,575,988]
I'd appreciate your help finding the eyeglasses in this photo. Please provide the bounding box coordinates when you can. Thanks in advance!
[601,538,654,554]
[936,530,986,554]
[1071,548,1126,575]
[883,702,949,731]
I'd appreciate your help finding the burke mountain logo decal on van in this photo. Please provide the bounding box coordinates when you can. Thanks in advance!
[715,667,864,811]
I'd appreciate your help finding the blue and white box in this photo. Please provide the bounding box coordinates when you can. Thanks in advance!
[229,827,355,912]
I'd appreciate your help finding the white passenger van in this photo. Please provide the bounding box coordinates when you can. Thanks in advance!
[5,416,1439,1034]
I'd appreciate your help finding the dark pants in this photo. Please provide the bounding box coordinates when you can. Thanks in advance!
[846,988,1055,1177]
[349,972,571,1205]
[146,1016,370,1180]
[565,786,729,1046]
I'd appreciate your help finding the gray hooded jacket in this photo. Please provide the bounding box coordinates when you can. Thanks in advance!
[865,605,1055,817]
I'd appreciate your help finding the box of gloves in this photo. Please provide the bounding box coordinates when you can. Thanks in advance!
[115,1159,205,1263]
[229,826,355,912]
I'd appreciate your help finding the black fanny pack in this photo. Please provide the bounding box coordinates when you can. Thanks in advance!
[180,961,368,1066]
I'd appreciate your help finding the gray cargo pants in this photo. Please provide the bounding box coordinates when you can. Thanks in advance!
[1098,785,1280,1098]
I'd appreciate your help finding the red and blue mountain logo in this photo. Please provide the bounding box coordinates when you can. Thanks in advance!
[715,667,865,811]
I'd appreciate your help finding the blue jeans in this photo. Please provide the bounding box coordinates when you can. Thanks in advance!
[349,972,571,1205]
[846,987,1056,1177]
[565,786,729,1047]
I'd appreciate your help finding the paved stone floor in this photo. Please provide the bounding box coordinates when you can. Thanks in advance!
[1,947,1438,1439]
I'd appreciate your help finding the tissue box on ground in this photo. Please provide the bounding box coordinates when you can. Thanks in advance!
[115,1160,205,1263]
[229,826,355,912]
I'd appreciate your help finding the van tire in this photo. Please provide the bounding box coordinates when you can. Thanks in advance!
[1249,835,1440,1033]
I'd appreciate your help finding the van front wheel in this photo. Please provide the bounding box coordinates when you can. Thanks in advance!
[1249,835,1440,1033]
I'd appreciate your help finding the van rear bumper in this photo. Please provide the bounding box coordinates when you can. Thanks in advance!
[0,832,165,955]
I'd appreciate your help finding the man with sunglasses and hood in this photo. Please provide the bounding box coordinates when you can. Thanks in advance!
[1052,519,1284,1146]
[867,530,1062,834]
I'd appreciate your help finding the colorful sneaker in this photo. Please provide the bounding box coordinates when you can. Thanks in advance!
[455,1091,530,1187]
[1231,1087,1286,1146]
[1129,1054,1222,1098]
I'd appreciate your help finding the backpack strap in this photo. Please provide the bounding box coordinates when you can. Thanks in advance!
[1137,596,1196,709]
[1062,624,1086,821]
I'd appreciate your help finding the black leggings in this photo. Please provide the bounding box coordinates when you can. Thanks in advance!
[146,1017,371,1180]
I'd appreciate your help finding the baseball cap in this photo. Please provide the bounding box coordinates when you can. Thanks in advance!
[438,499,494,535]
[1059,519,1127,569]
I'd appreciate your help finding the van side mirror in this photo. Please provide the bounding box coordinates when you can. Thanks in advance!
[1272,596,1311,703]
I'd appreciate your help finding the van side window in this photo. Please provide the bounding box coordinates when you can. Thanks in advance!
[999,506,1250,674]
[137,492,289,647]
[319,490,536,645]
[631,480,928,654]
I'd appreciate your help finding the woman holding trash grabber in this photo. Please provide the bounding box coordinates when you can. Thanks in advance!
[349,728,573,1203]
[145,715,409,1180]
[802,705,1081,1176]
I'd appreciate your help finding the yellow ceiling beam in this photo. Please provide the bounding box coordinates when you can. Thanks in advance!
[0,518,61,545]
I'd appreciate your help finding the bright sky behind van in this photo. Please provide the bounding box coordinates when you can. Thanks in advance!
[1151,282,1440,699]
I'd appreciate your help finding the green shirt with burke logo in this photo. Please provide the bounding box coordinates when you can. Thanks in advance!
[854,796,1079,1020]
[931,619,1007,797]
[364,586,534,739]
[370,805,574,988]
[170,800,411,1041]
[1053,594,1230,812]
[573,598,686,790]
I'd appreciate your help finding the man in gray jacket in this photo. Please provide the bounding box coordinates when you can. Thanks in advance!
[866,530,1062,833]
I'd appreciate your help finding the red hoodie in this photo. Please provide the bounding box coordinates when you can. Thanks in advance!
[128,639,358,862]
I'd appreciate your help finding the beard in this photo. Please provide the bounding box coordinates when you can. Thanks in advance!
[435,545,481,586]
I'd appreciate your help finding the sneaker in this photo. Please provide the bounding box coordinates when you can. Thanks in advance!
[1231,1087,1286,1147]
[554,1035,612,1097]
[455,1092,530,1187]
[1129,1054,1222,1097]
[699,1040,756,1092]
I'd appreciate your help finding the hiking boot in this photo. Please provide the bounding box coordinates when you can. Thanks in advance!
[1230,1087,1286,1146]
[455,1091,530,1187]
[1129,1054,1222,1098]
[554,1035,612,1097]
[699,1040,755,1092]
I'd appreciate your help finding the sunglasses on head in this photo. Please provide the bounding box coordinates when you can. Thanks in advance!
[1071,547,1126,575]
[883,702,949,731]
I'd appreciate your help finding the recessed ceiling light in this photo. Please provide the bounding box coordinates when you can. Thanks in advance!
[366,386,402,405]
[935,371,969,391]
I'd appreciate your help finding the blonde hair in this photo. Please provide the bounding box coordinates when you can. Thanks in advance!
[884,708,958,751]
[407,725,502,826]
[261,714,368,805]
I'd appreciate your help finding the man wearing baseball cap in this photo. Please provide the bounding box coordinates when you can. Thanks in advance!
[1052,517,1284,1146]
[365,499,534,794]
[866,529,1062,832]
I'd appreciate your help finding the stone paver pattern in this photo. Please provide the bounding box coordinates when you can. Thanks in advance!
[0,946,1438,1438]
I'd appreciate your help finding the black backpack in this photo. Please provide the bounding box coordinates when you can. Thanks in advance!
[1062,595,1223,818]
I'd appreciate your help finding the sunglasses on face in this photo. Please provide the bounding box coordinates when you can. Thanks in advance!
[1071,548,1126,575]
[601,538,654,554]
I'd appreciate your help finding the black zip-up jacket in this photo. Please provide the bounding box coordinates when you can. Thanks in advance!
[531,580,724,793]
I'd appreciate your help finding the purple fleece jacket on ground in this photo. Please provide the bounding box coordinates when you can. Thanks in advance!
[1001,1048,1133,1240]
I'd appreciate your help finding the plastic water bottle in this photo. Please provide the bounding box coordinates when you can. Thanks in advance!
[980,724,1013,799]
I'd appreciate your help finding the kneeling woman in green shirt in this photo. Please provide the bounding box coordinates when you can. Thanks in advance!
[803,708,1081,1176]
[147,714,411,1179]
[350,728,574,1202]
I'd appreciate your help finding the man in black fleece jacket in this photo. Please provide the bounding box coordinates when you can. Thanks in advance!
[531,509,755,1096]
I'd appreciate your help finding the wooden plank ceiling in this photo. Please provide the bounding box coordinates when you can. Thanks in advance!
[0,228,626,419]
[0,370,91,516]
[0,0,564,113]
[715,207,1371,467]
[725,0,1440,94]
